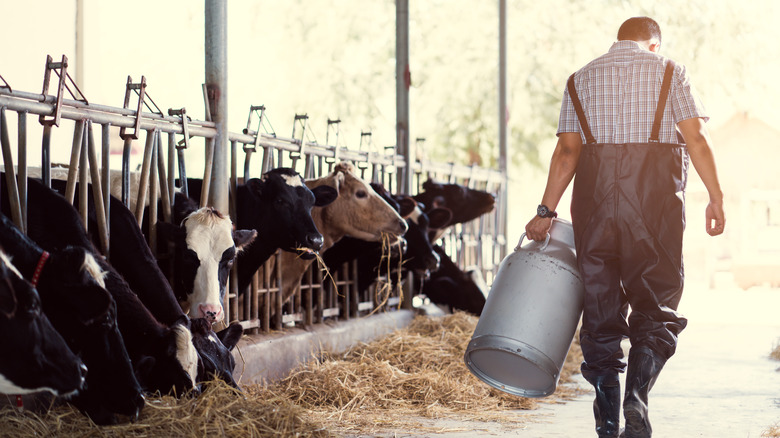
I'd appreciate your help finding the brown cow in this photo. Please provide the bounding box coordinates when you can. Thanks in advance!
[273,162,408,306]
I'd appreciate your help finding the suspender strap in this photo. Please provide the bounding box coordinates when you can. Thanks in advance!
[650,60,676,142]
[567,74,597,144]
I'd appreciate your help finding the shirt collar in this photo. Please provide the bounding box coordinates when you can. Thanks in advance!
[608,40,644,52]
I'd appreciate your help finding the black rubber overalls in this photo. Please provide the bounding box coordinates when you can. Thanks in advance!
[567,61,689,384]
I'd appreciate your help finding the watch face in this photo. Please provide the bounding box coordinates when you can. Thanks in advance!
[538,205,548,217]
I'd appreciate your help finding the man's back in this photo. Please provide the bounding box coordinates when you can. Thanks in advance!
[557,40,707,145]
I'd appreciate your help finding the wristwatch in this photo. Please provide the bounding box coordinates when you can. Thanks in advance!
[537,204,558,219]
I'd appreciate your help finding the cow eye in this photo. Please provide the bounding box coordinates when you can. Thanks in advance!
[356,190,368,199]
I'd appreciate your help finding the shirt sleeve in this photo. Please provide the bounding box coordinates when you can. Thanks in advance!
[557,83,582,137]
[671,63,709,124]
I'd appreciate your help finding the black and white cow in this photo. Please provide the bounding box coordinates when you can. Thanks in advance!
[189,318,243,390]
[0,211,144,425]
[185,167,338,292]
[0,248,86,398]
[12,176,198,399]
[155,194,256,323]
[56,181,244,390]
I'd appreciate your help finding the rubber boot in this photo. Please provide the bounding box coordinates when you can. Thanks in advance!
[622,347,664,438]
[592,374,621,437]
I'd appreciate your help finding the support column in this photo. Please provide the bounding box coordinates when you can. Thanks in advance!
[396,0,412,195]
[205,0,229,213]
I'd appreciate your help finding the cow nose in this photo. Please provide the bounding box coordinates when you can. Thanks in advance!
[199,304,223,323]
[79,363,88,381]
[305,234,324,251]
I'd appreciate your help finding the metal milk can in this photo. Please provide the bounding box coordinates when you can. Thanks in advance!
[463,218,584,398]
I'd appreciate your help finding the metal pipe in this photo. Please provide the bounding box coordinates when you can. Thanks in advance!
[101,122,111,259]
[134,130,155,226]
[17,111,27,234]
[41,124,52,188]
[64,120,86,205]
[78,124,89,229]
[121,136,132,207]
[87,121,109,253]
[205,0,228,213]
[0,95,216,138]
[0,108,23,230]
[395,0,411,195]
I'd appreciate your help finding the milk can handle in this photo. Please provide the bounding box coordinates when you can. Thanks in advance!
[515,232,550,252]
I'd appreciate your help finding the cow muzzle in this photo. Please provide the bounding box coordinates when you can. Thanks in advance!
[198,304,224,323]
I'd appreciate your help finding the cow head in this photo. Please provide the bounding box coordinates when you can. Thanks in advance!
[190,318,243,390]
[244,168,337,259]
[0,250,86,397]
[413,179,495,226]
[161,207,256,323]
[395,200,453,276]
[308,162,408,247]
[133,321,199,398]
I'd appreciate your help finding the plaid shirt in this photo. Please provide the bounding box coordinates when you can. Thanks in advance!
[557,40,708,144]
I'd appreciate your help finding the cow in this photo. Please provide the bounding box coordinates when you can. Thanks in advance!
[0,248,86,398]
[412,179,496,226]
[323,183,453,295]
[412,179,496,242]
[7,175,198,399]
[0,212,144,425]
[417,244,488,316]
[189,318,243,390]
[49,179,248,390]
[184,167,338,293]
[275,162,408,307]
[154,194,256,323]
[30,167,256,323]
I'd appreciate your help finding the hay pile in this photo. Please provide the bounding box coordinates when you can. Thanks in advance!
[265,312,585,435]
[0,312,584,437]
[763,424,780,438]
[0,380,329,438]
[770,339,780,362]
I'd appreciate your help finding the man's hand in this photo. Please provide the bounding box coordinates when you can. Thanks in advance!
[705,201,725,236]
[525,216,554,242]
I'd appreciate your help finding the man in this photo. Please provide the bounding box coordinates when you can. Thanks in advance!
[525,17,725,438]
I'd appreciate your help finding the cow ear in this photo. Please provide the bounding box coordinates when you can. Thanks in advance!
[244,178,265,199]
[216,322,243,351]
[396,197,417,219]
[311,185,338,207]
[427,207,453,230]
[232,229,257,251]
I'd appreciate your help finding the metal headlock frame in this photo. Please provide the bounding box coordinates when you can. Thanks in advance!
[0,55,506,334]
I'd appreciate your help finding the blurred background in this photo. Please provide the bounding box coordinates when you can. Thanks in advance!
[1,0,778,289]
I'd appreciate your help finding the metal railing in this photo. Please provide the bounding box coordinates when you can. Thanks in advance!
[0,55,506,335]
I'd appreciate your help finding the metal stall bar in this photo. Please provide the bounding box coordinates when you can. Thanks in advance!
[0,107,24,230]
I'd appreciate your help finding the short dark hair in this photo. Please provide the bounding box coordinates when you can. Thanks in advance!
[617,17,662,44]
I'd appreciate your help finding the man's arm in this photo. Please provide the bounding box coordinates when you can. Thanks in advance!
[677,117,725,236]
[524,132,583,241]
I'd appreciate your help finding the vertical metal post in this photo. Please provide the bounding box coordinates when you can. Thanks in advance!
[498,0,509,260]
[205,0,228,213]
[17,112,27,234]
[396,0,412,195]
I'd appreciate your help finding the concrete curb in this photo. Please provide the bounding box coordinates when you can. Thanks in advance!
[232,309,416,385]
